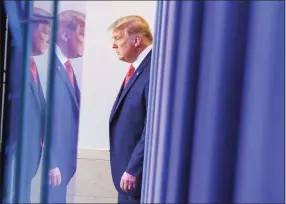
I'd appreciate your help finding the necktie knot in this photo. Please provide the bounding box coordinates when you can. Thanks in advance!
[124,64,135,88]
[127,64,135,76]
[65,60,72,71]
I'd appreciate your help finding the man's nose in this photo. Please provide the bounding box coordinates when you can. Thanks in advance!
[112,43,117,49]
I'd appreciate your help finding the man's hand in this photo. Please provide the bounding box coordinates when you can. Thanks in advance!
[120,172,137,192]
[48,167,61,187]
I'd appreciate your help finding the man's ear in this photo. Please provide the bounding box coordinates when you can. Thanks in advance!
[59,29,71,42]
[133,35,142,48]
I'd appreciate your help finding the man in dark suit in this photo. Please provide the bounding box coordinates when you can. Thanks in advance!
[42,10,84,203]
[108,15,153,204]
[3,7,50,203]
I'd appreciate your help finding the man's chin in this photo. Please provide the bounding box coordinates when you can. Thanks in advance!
[77,51,84,58]
[71,53,83,59]
[33,49,45,56]
[40,46,48,53]
[118,56,124,61]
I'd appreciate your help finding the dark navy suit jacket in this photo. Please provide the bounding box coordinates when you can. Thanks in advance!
[6,50,46,181]
[109,51,151,196]
[44,55,80,185]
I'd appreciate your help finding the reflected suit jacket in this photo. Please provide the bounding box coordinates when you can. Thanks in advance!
[6,49,46,180]
[109,51,151,196]
[44,55,80,185]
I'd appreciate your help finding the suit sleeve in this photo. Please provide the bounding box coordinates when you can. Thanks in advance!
[44,73,60,170]
[126,80,149,177]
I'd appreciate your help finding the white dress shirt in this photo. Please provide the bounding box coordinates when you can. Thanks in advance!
[55,45,69,68]
[132,44,152,69]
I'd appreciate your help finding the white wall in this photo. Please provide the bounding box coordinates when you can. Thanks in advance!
[78,1,157,149]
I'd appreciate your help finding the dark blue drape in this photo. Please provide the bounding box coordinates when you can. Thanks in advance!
[3,1,34,202]
[142,1,284,203]
[2,1,58,203]
[3,0,25,51]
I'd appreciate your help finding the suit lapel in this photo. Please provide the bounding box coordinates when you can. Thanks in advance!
[37,72,46,115]
[110,52,151,122]
[56,58,79,109]
[109,82,124,123]
[74,75,81,105]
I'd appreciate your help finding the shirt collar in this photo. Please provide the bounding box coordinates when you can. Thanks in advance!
[132,44,152,70]
[56,44,69,66]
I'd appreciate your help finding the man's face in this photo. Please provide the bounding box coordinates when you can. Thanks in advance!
[112,29,137,63]
[32,23,50,55]
[66,25,85,58]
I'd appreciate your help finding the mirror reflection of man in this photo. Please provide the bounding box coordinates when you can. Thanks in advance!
[3,7,50,203]
[42,10,85,203]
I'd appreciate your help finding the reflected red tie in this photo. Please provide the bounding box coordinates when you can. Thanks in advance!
[65,59,75,89]
[30,56,38,86]
[124,64,135,88]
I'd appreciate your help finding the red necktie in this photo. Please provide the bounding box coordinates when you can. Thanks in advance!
[65,60,75,89]
[124,64,135,88]
[30,56,38,86]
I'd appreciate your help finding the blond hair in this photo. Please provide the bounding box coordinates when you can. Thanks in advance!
[57,10,85,32]
[108,15,153,43]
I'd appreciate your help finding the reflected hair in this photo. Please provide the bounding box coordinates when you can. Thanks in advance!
[108,15,153,43]
[57,10,85,32]
[32,7,52,29]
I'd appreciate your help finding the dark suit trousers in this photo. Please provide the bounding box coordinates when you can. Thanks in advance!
[42,182,67,203]
[41,166,75,203]
[118,193,140,204]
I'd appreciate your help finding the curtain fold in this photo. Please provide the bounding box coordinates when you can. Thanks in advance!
[3,0,25,51]
[233,2,284,203]
[2,1,59,202]
[2,1,34,202]
[142,1,284,203]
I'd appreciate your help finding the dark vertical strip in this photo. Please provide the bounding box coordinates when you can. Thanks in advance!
[141,0,163,202]
[40,0,58,202]
[0,1,9,200]
[14,0,33,202]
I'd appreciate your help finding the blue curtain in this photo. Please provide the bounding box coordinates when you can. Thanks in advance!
[2,1,34,203]
[142,1,284,203]
[3,0,25,51]
[2,1,58,202]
